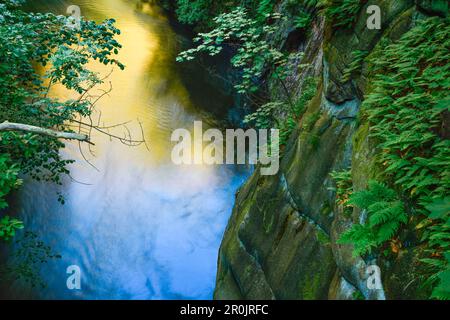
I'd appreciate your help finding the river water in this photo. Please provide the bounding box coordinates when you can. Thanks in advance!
[3,0,248,299]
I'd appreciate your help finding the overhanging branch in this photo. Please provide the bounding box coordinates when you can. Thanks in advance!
[0,121,90,143]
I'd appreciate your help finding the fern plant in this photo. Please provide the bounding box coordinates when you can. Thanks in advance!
[293,77,317,117]
[330,169,353,216]
[279,116,297,146]
[422,251,450,300]
[338,181,408,257]
[342,50,368,82]
[256,0,276,22]
[294,10,312,30]
[362,17,450,299]
[322,0,364,28]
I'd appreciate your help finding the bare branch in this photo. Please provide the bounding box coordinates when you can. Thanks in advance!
[70,119,146,147]
[3,71,148,155]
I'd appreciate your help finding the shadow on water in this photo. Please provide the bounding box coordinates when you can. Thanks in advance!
[1,0,249,299]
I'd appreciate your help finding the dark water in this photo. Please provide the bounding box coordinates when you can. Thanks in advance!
[3,0,248,299]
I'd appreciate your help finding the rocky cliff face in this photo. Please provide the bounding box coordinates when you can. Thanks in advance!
[214,0,448,300]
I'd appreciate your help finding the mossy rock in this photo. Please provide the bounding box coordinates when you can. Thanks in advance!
[324,0,415,102]
[215,0,440,300]
[215,163,337,299]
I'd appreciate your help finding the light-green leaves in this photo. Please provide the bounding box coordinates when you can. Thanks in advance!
[0,215,24,242]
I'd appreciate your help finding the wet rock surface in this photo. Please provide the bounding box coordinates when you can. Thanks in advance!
[215,0,439,300]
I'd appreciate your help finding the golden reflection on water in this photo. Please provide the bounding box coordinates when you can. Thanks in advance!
[48,0,208,164]
[8,0,249,300]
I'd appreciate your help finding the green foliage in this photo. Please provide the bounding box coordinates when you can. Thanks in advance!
[177,8,286,94]
[294,10,313,30]
[322,0,364,28]
[175,2,317,148]
[338,181,408,257]
[0,154,21,209]
[0,231,61,288]
[422,251,450,300]
[343,50,368,82]
[0,216,24,242]
[293,77,317,117]
[243,101,296,147]
[0,133,73,184]
[362,17,449,299]
[282,78,318,146]
[330,169,353,216]
[288,0,323,29]
[285,0,322,30]
[243,77,317,147]
[0,1,123,192]
[287,0,322,10]
[0,135,22,231]
[352,290,365,300]
[256,0,276,22]
[0,1,123,288]
[243,101,283,129]
[279,116,298,146]
[0,0,123,184]
[173,0,242,30]
[365,17,449,203]
[175,0,214,26]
